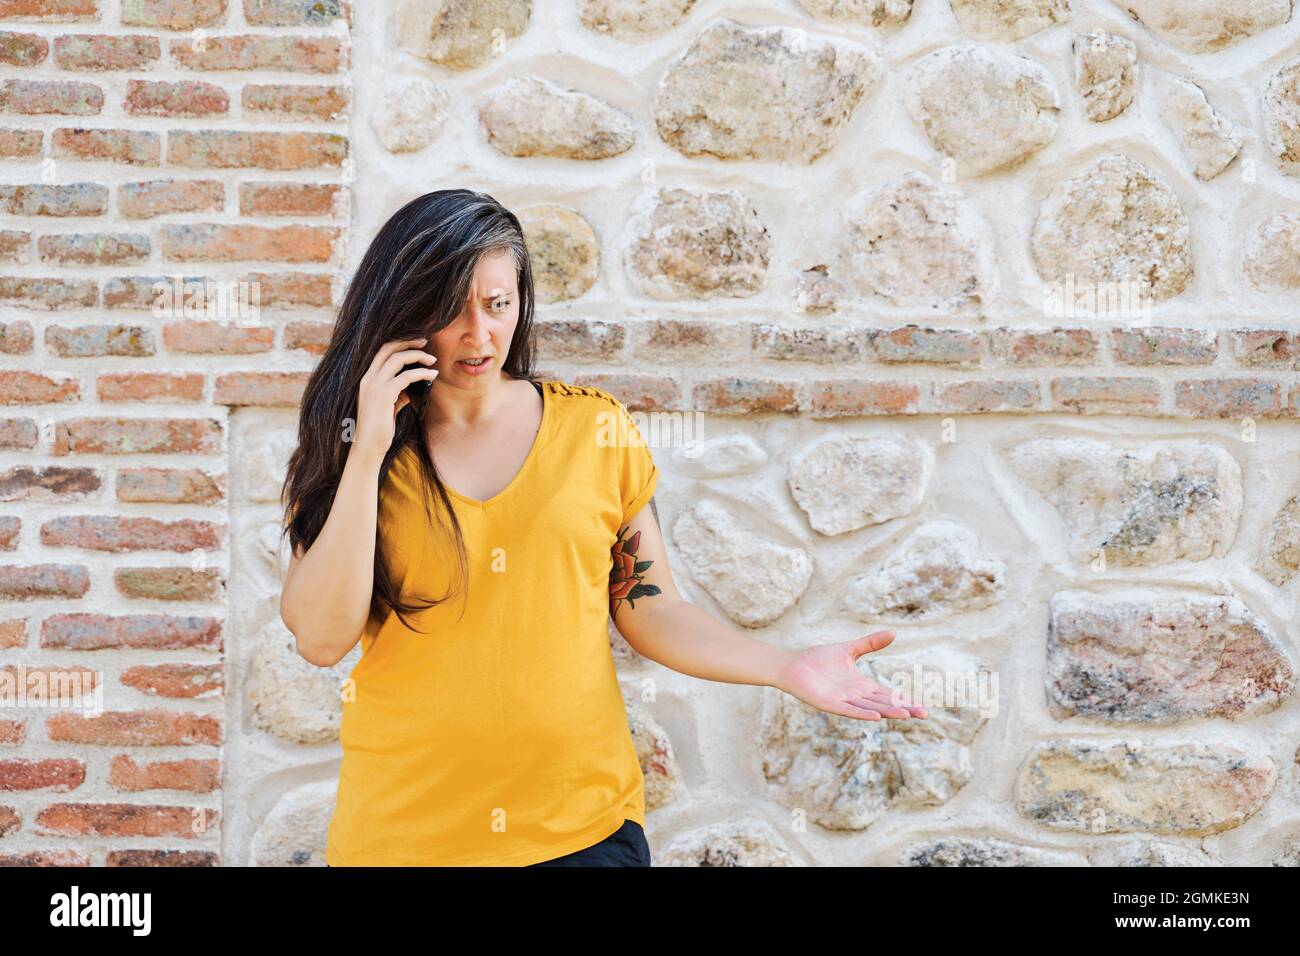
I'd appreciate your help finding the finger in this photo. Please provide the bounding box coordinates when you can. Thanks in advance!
[378,347,437,386]
[367,337,428,379]
[836,702,883,720]
[394,392,410,415]
[856,687,909,706]
[390,366,439,396]
[845,629,896,659]
[858,685,928,717]
[860,682,917,706]
[848,696,910,718]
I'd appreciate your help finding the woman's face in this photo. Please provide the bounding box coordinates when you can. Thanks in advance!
[428,248,520,386]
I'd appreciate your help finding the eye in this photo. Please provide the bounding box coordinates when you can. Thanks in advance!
[491,297,512,313]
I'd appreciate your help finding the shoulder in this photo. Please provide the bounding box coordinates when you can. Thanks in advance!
[542,380,635,419]
[541,381,643,449]
[542,380,627,408]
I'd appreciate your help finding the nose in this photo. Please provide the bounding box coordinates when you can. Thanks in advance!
[461,303,493,348]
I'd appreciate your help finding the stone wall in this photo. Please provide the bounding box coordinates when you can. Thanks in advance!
[3,0,1300,866]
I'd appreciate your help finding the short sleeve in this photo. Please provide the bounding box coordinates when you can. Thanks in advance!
[617,400,658,525]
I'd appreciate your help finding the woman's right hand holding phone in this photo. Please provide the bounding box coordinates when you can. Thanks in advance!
[354,336,438,465]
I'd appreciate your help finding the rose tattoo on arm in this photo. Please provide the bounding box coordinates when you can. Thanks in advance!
[609,520,661,615]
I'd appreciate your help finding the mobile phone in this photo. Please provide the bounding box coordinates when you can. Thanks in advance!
[400,350,434,402]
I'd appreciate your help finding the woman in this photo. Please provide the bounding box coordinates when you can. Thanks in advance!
[279,189,927,868]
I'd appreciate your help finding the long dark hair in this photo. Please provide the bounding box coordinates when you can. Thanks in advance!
[280,189,538,632]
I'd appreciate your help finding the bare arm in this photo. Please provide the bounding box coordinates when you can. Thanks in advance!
[610,498,928,721]
[280,336,438,667]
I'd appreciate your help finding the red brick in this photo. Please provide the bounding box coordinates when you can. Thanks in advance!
[0,757,84,791]
[170,34,342,72]
[40,514,224,552]
[802,380,922,417]
[0,619,26,648]
[1173,378,1284,418]
[1230,330,1300,368]
[118,179,223,218]
[1050,376,1162,414]
[561,374,680,413]
[46,323,154,356]
[103,273,210,309]
[0,78,101,114]
[239,181,340,216]
[161,222,339,262]
[0,30,47,65]
[125,79,229,117]
[0,853,90,868]
[167,129,347,169]
[0,806,16,836]
[0,127,41,156]
[750,323,871,363]
[0,230,28,262]
[934,379,1041,413]
[42,614,221,651]
[0,718,25,743]
[988,327,1099,366]
[241,82,348,121]
[0,275,96,309]
[115,566,223,601]
[109,755,219,792]
[53,417,223,454]
[36,802,219,837]
[53,33,159,70]
[535,319,623,359]
[1110,326,1218,365]
[121,660,220,697]
[121,0,226,30]
[162,320,273,353]
[872,326,981,366]
[242,270,332,308]
[98,371,204,402]
[53,126,160,164]
[107,848,218,866]
[244,0,349,26]
[120,661,222,697]
[0,664,99,700]
[0,319,33,352]
[0,418,37,448]
[213,370,308,406]
[0,563,89,599]
[691,378,798,414]
[46,709,221,744]
[0,850,89,866]
[282,319,331,353]
[0,0,98,19]
[0,181,108,216]
[0,463,100,498]
[0,515,18,548]
[0,369,78,403]
[115,466,223,503]
[38,232,149,265]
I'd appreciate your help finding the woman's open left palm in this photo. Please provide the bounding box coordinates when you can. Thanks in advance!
[775,630,929,721]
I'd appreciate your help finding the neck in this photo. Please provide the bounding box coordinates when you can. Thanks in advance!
[424,372,517,432]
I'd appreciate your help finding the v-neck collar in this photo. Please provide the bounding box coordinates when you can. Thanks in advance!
[423,378,551,511]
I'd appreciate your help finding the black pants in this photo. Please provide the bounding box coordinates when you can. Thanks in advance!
[326,819,652,867]
[528,819,651,867]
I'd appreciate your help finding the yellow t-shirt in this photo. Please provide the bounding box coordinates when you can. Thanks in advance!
[325,379,659,866]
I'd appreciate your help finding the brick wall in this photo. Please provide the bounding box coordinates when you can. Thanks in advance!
[4,0,1300,867]
[0,0,350,866]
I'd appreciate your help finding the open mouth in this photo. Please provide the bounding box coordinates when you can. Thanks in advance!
[458,356,492,370]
